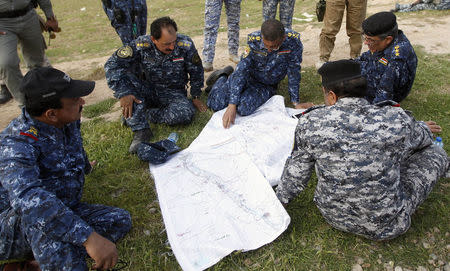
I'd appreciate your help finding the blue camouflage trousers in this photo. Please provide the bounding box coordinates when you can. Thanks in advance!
[202,0,242,64]
[0,203,131,270]
[102,0,148,45]
[126,88,196,131]
[207,75,276,115]
[262,0,296,29]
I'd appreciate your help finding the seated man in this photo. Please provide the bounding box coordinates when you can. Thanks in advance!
[357,12,417,104]
[0,67,131,270]
[105,16,207,153]
[206,19,313,129]
[276,60,448,240]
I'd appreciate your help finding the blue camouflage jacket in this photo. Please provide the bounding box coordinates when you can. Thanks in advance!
[358,30,417,104]
[0,109,93,246]
[104,33,204,99]
[229,30,303,105]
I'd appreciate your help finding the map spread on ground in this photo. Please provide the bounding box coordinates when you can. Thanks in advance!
[150,96,304,271]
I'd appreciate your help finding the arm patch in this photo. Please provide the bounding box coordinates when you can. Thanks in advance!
[116,45,133,58]
[191,52,202,66]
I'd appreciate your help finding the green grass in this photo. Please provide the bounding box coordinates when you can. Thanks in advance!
[6,0,449,270]
[82,98,117,119]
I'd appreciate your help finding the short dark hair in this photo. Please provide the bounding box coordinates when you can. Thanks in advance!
[261,19,285,41]
[324,76,367,99]
[151,16,178,39]
[25,96,62,117]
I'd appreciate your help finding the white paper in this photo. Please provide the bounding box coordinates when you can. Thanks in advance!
[150,96,303,271]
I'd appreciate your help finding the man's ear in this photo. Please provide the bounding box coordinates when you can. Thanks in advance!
[43,109,59,124]
[326,90,338,106]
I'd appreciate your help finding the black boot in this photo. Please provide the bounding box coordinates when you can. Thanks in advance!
[0,85,12,104]
[205,66,234,87]
[129,128,153,154]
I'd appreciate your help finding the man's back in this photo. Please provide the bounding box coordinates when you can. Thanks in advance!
[289,97,433,239]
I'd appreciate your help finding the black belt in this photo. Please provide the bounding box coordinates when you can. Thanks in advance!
[0,3,34,18]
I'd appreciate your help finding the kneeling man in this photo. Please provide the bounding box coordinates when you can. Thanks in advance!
[206,19,313,128]
[0,68,131,270]
[276,60,448,240]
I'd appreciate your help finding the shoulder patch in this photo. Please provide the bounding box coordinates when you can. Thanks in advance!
[20,126,38,141]
[191,52,202,66]
[242,46,250,58]
[116,45,133,58]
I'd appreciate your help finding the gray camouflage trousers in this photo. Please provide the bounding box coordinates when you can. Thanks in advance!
[202,0,242,64]
[126,88,196,131]
[396,0,450,12]
[0,203,131,270]
[262,0,296,29]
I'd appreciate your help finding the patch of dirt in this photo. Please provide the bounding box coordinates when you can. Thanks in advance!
[1,0,449,130]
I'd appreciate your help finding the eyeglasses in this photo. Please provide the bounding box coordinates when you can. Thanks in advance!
[363,35,383,45]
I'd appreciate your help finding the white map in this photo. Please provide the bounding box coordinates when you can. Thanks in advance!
[150,96,304,271]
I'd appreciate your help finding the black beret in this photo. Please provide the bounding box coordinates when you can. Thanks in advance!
[362,11,397,36]
[318,59,362,86]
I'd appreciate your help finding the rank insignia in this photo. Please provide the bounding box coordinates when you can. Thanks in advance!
[20,126,38,141]
[394,45,400,57]
[378,57,388,65]
[117,46,133,58]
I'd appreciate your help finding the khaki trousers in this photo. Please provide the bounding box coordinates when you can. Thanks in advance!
[319,0,367,61]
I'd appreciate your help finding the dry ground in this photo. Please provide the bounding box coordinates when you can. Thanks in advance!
[1,0,449,130]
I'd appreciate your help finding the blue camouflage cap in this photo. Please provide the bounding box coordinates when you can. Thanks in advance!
[137,139,181,164]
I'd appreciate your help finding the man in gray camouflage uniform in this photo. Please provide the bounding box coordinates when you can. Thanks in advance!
[259,0,296,30]
[202,0,242,72]
[276,59,448,240]
[392,0,450,12]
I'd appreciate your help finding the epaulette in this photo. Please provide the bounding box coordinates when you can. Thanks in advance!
[19,126,39,141]
[293,105,325,119]
[176,34,193,49]
[247,32,262,43]
[286,30,301,41]
[374,100,400,107]
[135,35,151,49]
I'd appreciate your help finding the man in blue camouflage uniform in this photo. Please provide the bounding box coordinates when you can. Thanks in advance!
[393,0,450,12]
[259,0,296,30]
[105,17,206,153]
[202,0,242,72]
[206,19,313,128]
[357,12,417,104]
[101,0,147,45]
[276,60,448,240]
[0,67,132,270]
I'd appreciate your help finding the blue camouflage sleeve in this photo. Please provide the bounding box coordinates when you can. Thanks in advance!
[287,40,303,103]
[373,57,409,104]
[276,118,314,204]
[184,40,204,97]
[228,55,252,105]
[104,42,145,99]
[402,110,434,152]
[0,138,93,247]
